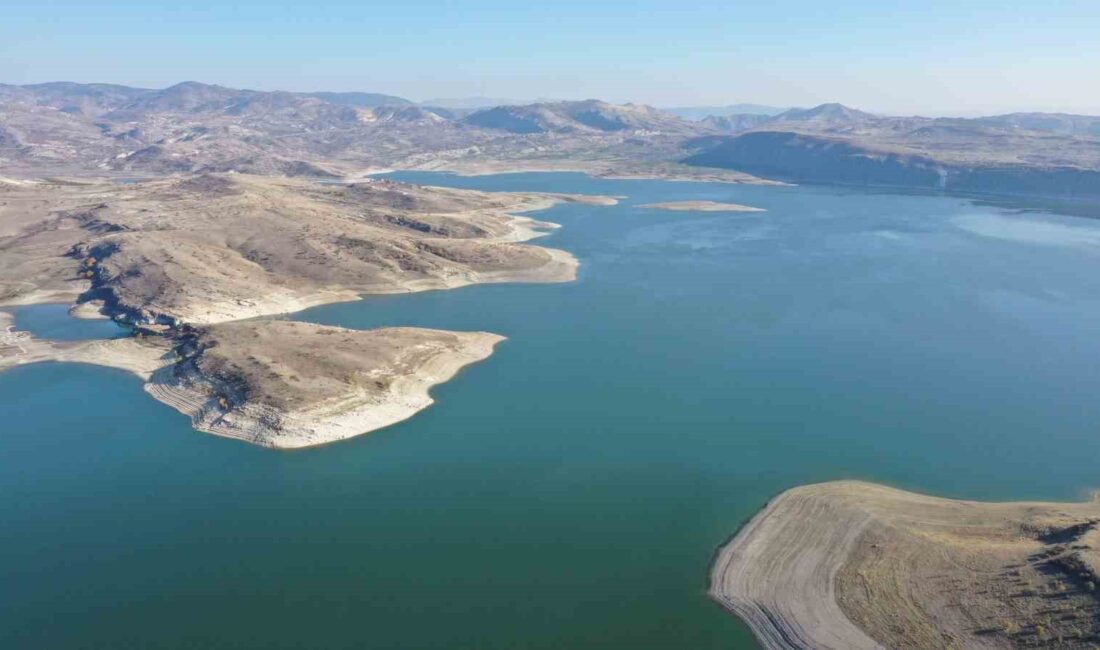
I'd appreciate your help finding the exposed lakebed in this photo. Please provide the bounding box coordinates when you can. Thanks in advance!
[5,172,1100,648]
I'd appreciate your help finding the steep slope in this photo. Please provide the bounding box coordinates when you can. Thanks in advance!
[685,131,946,188]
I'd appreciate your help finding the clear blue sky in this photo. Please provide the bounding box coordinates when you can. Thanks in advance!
[3,0,1098,115]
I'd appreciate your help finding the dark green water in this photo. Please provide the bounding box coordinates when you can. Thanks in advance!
[6,172,1100,649]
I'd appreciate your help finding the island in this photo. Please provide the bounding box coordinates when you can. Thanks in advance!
[638,200,765,212]
[710,481,1100,649]
[0,173,615,447]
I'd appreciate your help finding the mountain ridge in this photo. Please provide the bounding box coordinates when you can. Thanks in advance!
[2,82,1099,201]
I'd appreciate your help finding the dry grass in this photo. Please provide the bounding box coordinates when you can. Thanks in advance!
[711,481,1100,649]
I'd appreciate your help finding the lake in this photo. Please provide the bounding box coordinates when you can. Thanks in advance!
[5,172,1100,648]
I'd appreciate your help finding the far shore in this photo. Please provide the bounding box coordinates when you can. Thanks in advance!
[639,200,765,212]
[397,159,788,186]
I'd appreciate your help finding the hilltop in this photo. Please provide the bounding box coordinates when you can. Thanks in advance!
[0,82,740,182]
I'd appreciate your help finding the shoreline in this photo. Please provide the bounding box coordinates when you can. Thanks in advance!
[1,311,508,449]
[0,177,612,449]
[0,310,170,380]
[711,481,1100,649]
[398,160,788,185]
[0,181,611,325]
[708,483,882,650]
[144,329,505,449]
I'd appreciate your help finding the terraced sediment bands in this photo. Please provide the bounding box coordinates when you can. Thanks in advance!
[711,481,1100,649]
[149,321,504,448]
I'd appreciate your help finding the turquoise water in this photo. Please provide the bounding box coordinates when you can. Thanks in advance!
[10,303,128,340]
[6,173,1100,648]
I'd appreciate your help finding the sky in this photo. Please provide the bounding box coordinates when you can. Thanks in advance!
[2,0,1099,116]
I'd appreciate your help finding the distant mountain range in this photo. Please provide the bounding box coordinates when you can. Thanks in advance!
[683,103,1100,198]
[2,81,1099,200]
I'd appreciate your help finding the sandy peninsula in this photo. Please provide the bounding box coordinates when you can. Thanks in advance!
[639,200,765,212]
[710,481,1100,649]
[0,173,615,447]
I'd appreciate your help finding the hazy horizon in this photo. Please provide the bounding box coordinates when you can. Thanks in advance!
[3,1,1099,116]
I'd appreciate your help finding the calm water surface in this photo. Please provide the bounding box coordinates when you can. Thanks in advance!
[5,173,1100,648]
[10,303,128,340]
